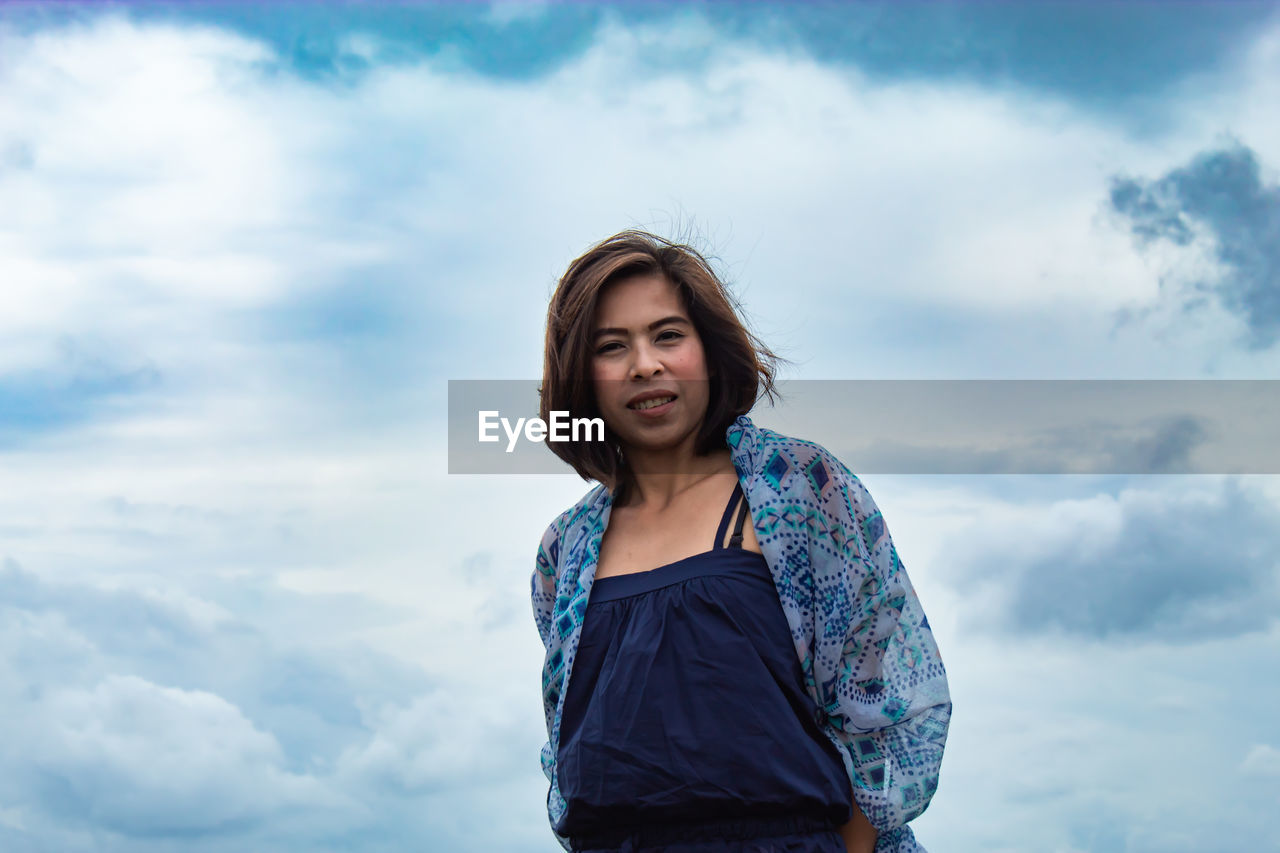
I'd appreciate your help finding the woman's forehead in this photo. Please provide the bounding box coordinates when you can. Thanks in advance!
[595,273,685,321]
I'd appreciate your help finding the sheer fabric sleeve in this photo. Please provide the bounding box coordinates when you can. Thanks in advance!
[532,515,562,665]
[803,446,951,852]
[530,513,572,852]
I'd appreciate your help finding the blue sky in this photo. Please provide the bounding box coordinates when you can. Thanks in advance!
[1,1,1279,851]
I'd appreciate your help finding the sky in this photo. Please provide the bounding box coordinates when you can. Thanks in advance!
[1,1,1279,851]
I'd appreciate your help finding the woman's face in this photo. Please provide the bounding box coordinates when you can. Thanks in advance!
[590,272,712,461]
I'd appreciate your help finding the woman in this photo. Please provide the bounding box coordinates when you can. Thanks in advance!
[532,230,951,853]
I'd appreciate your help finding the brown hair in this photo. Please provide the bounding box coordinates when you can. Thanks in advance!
[539,229,785,495]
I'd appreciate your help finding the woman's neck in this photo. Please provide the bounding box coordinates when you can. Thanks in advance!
[615,447,734,512]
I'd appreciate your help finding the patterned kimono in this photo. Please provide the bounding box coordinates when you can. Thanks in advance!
[532,413,952,852]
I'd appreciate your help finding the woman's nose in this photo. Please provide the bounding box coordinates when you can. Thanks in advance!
[629,343,663,377]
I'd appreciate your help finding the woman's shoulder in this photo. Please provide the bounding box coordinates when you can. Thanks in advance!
[732,412,849,470]
[742,422,863,498]
[541,482,610,543]
[536,483,607,586]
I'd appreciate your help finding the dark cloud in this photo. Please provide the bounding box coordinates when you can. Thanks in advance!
[1109,142,1280,350]
[4,1,1274,124]
[958,478,1280,642]
[1025,413,1212,475]
[0,337,161,446]
[840,413,1212,475]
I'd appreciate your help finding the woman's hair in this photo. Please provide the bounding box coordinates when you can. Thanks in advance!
[539,228,785,492]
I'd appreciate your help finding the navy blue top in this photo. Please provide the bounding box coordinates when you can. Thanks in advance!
[556,482,854,845]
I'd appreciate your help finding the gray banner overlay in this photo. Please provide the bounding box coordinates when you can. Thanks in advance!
[448,380,1280,475]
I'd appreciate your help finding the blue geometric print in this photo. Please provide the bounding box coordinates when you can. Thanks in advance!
[531,414,951,853]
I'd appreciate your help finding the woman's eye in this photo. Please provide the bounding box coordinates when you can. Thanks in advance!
[596,331,680,355]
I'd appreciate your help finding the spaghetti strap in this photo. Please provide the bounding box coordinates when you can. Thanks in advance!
[729,489,749,549]
[712,481,744,550]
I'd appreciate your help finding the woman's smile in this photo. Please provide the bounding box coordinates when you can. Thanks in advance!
[628,396,676,416]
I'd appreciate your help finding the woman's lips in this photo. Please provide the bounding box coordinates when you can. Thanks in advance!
[628,396,676,417]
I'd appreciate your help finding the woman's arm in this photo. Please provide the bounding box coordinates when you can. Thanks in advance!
[838,798,878,853]
[802,444,952,843]
[834,799,875,850]
[532,514,574,853]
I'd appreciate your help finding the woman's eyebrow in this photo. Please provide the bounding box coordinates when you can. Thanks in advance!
[592,316,690,340]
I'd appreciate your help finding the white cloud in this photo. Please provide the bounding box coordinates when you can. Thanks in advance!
[483,1,552,28]
[3,8,1280,852]
[5,7,1280,391]
[335,687,539,794]
[30,674,343,833]
[1241,743,1280,777]
[918,623,1280,851]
